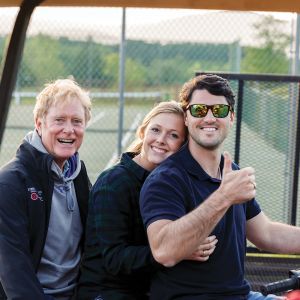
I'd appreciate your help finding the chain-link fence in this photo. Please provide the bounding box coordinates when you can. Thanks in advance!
[194,73,300,225]
[1,6,300,293]
[1,8,297,181]
[1,7,299,202]
[1,7,299,194]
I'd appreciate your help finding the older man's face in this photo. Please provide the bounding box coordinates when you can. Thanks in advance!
[35,99,86,169]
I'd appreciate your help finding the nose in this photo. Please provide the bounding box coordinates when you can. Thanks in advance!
[63,122,75,133]
[156,133,166,144]
[203,108,216,122]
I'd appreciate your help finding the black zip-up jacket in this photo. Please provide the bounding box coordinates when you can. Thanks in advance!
[0,141,91,300]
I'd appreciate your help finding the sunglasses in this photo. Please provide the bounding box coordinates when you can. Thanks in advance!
[186,104,232,118]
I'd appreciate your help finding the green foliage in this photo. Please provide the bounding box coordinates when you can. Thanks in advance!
[125,57,148,88]
[2,15,293,158]
[241,16,290,74]
[21,34,66,87]
[239,15,291,153]
[149,56,187,85]
[253,16,290,51]
[242,83,289,153]
[125,41,232,86]
[242,47,289,74]
[15,15,291,91]
[102,53,118,88]
[18,35,237,90]
[58,36,112,88]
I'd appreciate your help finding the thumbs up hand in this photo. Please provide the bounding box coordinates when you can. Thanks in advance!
[219,151,256,206]
[223,151,233,175]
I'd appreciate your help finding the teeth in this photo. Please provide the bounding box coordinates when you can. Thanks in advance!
[58,139,74,143]
[202,128,216,131]
[152,146,166,153]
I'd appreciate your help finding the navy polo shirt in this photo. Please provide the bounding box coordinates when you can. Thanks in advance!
[140,143,261,300]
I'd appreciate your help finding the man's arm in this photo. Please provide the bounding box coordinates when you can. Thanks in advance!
[146,152,256,267]
[147,191,228,267]
[246,211,300,253]
[0,184,45,299]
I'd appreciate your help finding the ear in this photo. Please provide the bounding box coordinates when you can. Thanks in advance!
[139,130,145,140]
[229,111,235,128]
[184,112,188,126]
[35,118,42,136]
[138,125,145,140]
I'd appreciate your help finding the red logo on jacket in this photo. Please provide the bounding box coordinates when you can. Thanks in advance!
[27,187,43,201]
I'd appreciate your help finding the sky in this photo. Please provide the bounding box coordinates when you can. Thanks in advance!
[1,7,296,26]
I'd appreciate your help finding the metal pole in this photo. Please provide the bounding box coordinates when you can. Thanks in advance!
[117,7,126,157]
[294,14,300,75]
[290,83,300,225]
[230,40,241,73]
[234,79,244,165]
[286,13,300,224]
[290,14,300,225]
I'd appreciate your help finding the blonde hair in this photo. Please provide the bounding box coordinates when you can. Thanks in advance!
[127,100,187,154]
[33,78,92,123]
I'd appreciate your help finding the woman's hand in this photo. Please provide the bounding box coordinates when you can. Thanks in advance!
[185,235,218,262]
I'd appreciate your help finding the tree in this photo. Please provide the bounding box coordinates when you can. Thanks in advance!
[21,34,66,87]
[242,15,290,74]
[102,52,148,89]
[58,36,111,88]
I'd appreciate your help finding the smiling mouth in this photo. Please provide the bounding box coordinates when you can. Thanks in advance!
[151,146,167,153]
[201,127,217,131]
[58,138,74,144]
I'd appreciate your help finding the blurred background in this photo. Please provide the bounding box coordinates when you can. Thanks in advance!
[0,7,299,225]
[1,6,300,291]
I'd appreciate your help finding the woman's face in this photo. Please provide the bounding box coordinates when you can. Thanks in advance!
[140,112,186,171]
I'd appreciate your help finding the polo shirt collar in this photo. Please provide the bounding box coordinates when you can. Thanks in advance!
[176,143,224,182]
[121,152,150,182]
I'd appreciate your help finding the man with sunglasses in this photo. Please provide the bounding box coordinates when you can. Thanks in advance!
[140,74,299,300]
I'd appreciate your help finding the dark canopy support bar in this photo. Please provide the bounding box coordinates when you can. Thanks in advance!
[234,79,244,165]
[291,83,300,225]
[0,0,44,148]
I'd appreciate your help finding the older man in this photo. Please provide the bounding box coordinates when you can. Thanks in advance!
[0,79,92,300]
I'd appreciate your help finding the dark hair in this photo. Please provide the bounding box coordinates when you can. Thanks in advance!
[179,74,235,111]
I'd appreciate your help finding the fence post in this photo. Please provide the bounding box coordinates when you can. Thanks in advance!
[117,7,126,157]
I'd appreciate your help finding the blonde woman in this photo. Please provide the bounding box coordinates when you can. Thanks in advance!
[77,101,217,300]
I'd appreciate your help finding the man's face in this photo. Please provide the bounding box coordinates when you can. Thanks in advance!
[35,99,86,169]
[185,89,234,151]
